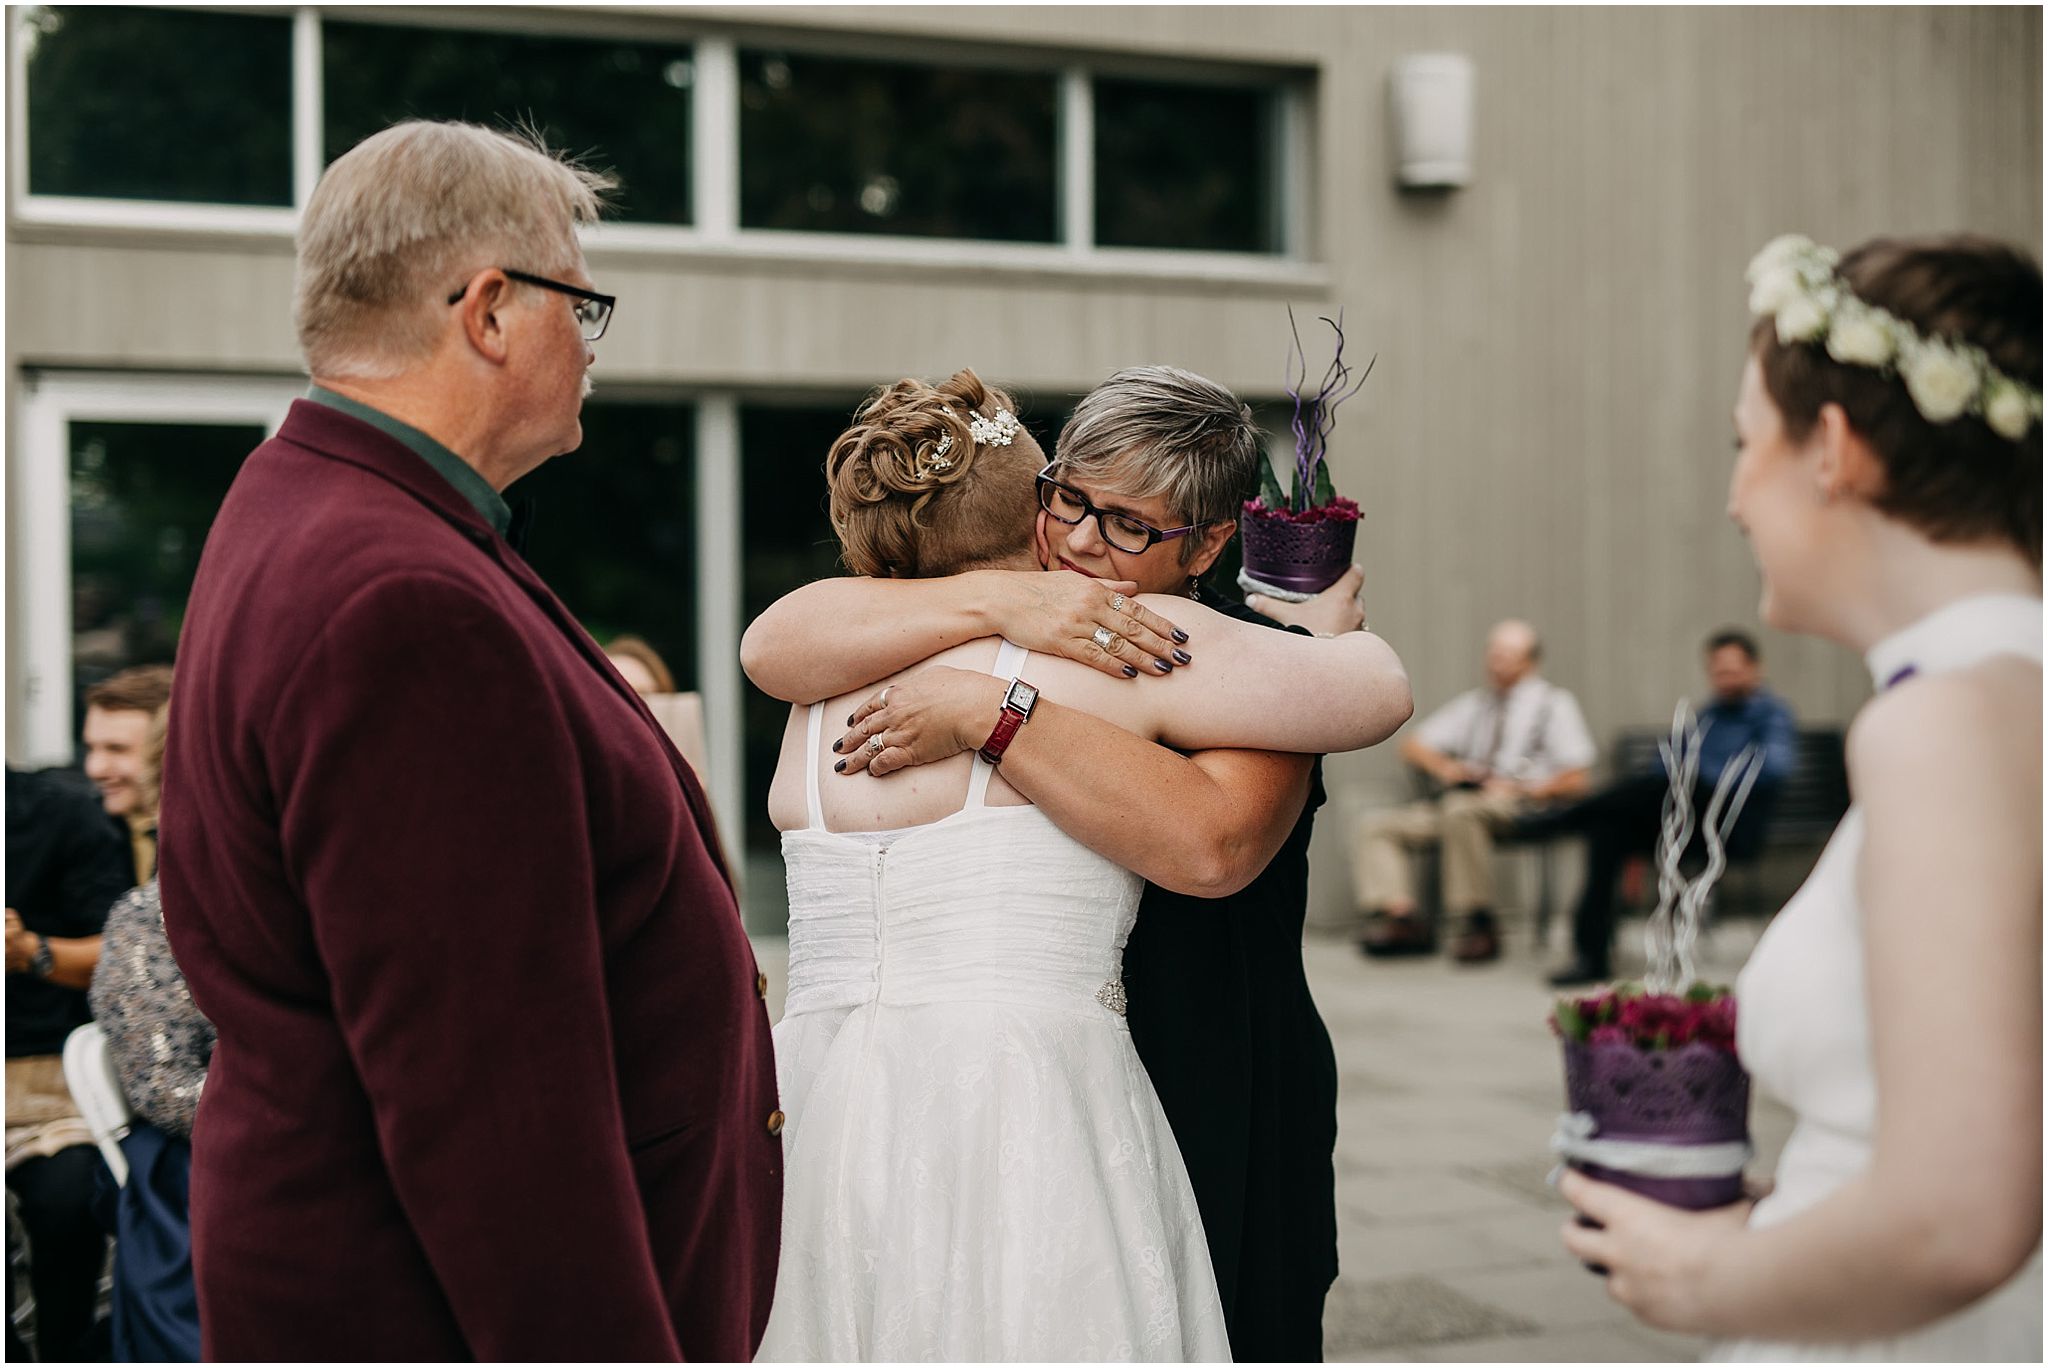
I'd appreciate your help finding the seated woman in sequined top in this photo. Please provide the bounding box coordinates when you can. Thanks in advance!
[89,706,214,1137]
[85,702,210,1363]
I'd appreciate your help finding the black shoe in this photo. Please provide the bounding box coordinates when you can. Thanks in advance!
[1547,959,1610,988]
[1359,911,1436,957]
[1450,910,1500,964]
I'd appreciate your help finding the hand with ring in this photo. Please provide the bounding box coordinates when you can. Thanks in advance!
[977,571,1189,680]
[833,668,1009,778]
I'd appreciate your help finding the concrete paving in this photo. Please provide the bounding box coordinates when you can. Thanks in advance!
[750,909,1793,1363]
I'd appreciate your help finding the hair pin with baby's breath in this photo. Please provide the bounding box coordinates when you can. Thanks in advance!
[969,407,1021,447]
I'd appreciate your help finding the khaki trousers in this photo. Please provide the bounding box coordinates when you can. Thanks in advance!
[1352,788,1530,918]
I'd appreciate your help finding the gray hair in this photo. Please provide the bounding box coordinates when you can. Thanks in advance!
[294,120,615,380]
[1054,366,1262,559]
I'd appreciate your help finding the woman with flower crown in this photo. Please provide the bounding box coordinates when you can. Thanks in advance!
[752,368,1409,1362]
[1559,234,2042,1360]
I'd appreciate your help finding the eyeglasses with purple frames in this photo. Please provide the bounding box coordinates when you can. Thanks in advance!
[1035,463,1209,555]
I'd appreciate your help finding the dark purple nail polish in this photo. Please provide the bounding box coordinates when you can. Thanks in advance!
[846,714,856,727]
[1155,658,1173,672]
[833,759,847,773]
[1122,664,1138,677]
[831,738,843,753]
[1171,629,1189,644]
[1172,649,1191,666]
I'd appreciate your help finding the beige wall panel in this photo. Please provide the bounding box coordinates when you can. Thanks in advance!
[9,6,2038,927]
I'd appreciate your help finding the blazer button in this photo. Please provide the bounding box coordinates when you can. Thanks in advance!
[756,971,769,1000]
[766,1110,786,1136]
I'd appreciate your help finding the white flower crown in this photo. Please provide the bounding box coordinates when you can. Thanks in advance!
[1746,234,2041,441]
[912,406,1022,480]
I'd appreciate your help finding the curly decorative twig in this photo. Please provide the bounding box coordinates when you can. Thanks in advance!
[1284,307,1374,513]
[1642,704,1765,994]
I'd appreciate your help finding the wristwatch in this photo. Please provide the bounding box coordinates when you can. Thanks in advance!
[29,934,54,981]
[977,677,1040,765]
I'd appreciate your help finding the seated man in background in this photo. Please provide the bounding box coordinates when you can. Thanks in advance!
[6,763,135,1360]
[1354,619,1595,962]
[82,664,175,884]
[1532,627,1798,986]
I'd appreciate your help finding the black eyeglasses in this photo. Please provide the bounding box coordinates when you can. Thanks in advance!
[1035,463,1208,555]
[446,268,615,341]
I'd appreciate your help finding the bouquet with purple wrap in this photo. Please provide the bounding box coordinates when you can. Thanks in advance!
[1546,702,1768,1212]
[1238,310,1374,601]
[1549,983,1750,1210]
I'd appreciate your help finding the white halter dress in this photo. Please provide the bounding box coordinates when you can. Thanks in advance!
[1712,593,2043,1361]
[756,642,1230,1363]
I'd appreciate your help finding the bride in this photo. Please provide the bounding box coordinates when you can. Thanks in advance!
[754,370,1410,1361]
[1560,234,2041,1359]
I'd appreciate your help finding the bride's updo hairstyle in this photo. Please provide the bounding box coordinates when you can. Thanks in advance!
[826,368,1043,578]
[1751,234,2041,565]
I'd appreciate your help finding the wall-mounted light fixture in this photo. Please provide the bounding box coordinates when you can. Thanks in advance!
[1388,53,1474,190]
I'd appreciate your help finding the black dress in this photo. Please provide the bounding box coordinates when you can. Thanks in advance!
[1121,600,1339,1363]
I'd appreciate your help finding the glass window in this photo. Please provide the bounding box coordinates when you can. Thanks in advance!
[739,50,1058,241]
[511,400,698,690]
[24,6,293,205]
[1094,77,1282,254]
[322,21,694,225]
[70,419,259,732]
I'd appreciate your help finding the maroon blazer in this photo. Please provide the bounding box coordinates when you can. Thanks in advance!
[159,401,781,1361]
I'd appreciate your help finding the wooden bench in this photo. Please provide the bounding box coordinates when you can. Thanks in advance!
[1605,725,1850,919]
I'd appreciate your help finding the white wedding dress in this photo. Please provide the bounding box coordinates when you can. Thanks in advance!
[1713,593,2043,1362]
[756,643,1231,1363]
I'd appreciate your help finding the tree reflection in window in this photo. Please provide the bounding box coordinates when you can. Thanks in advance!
[739,50,1057,241]
[1095,77,1282,254]
[69,420,259,732]
[25,6,292,205]
[322,21,694,225]
[511,401,699,690]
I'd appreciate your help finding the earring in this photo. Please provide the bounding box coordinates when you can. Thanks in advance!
[1186,574,1203,603]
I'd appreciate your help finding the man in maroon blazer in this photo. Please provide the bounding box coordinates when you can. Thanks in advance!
[157,121,781,1361]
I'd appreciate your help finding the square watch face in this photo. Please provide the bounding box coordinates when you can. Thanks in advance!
[1005,680,1040,714]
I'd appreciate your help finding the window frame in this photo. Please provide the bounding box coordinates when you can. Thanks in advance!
[8,370,305,766]
[8,5,1321,285]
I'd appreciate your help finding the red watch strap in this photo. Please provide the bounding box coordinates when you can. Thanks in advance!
[979,707,1026,764]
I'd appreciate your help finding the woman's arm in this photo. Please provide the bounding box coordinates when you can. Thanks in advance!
[827,668,1310,895]
[740,571,1188,703]
[1006,728,1313,896]
[1561,666,2042,1340]
[1120,595,1412,755]
[835,597,1410,767]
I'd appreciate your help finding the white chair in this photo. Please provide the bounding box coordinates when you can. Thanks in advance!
[61,1024,132,1188]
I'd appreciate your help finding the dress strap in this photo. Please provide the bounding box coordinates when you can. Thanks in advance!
[804,702,827,831]
[964,641,1032,810]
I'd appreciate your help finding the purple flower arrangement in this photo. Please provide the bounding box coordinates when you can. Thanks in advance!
[1546,707,1768,1212]
[1237,310,1374,600]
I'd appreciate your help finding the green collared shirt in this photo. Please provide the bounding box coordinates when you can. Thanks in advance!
[304,385,511,536]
